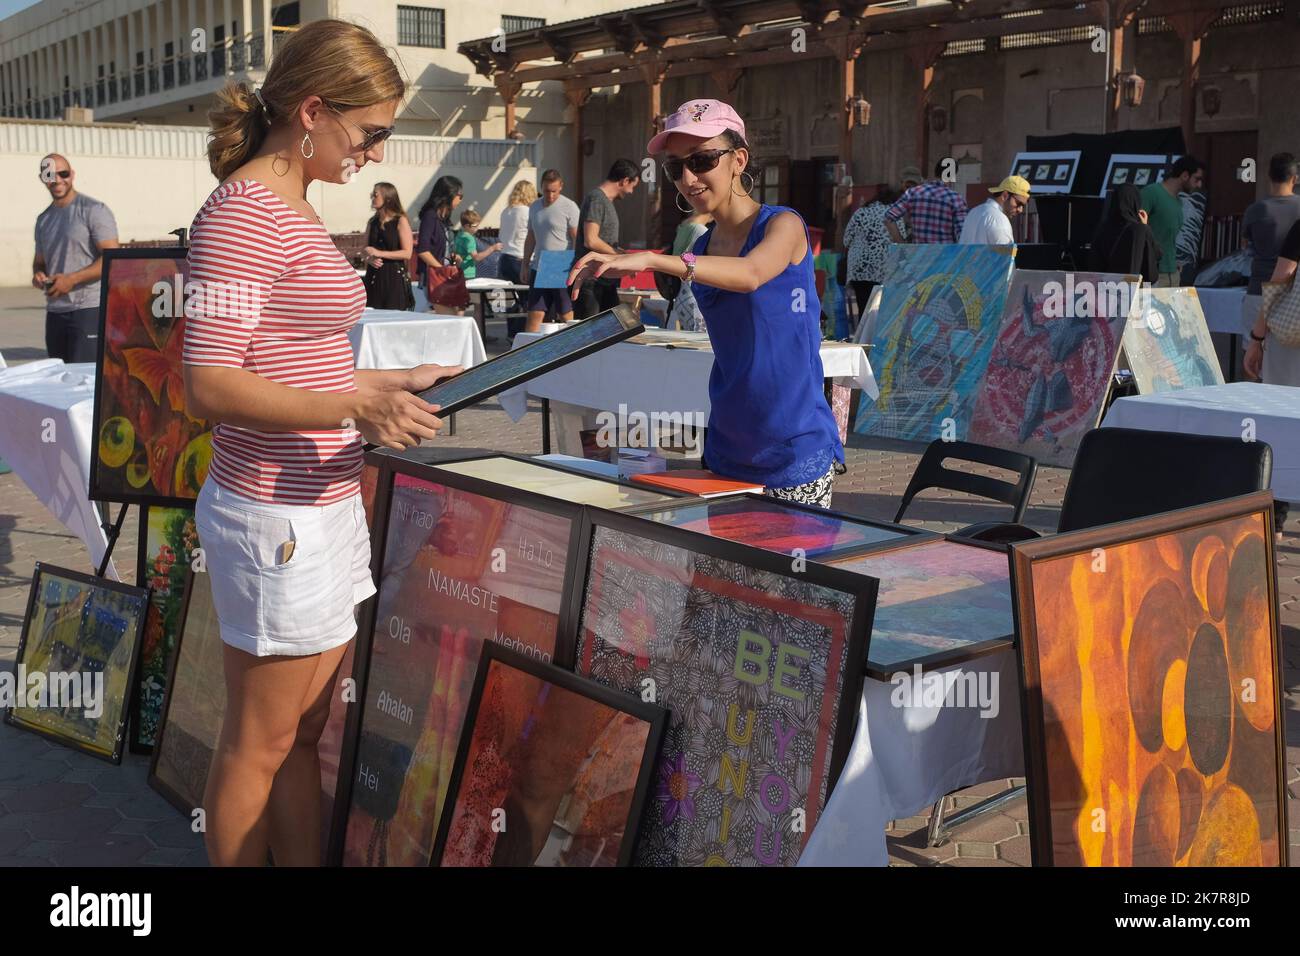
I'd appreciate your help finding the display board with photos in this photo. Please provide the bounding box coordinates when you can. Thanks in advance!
[1009,151,1082,195]
[335,452,640,866]
[1100,153,1179,196]
[622,492,934,564]
[1010,492,1288,866]
[6,564,149,763]
[855,243,1017,442]
[573,510,876,866]
[1121,287,1224,393]
[828,537,1015,679]
[131,505,199,754]
[91,248,213,507]
[432,643,667,867]
[969,270,1139,467]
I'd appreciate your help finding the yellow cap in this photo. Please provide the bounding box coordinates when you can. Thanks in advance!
[991,176,1032,200]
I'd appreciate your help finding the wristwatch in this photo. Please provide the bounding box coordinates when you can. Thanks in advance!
[1249,330,1266,343]
[680,252,698,285]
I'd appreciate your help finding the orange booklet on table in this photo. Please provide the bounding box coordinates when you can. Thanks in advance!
[629,469,764,497]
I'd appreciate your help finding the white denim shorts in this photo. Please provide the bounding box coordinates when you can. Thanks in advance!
[194,480,376,657]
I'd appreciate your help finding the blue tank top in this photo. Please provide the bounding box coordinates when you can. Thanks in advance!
[690,205,844,488]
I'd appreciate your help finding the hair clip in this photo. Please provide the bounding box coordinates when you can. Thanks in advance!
[253,87,270,115]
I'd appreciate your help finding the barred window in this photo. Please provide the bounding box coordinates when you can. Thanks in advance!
[398,6,445,48]
[502,15,544,34]
[1001,25,1095,49]
[943,38,986,56]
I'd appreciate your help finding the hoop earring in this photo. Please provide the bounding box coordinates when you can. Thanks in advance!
[731,171,756,197]
[675,191,693,213]
[300,132,315,160]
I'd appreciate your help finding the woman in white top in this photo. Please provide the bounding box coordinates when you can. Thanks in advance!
[497,180,537,284]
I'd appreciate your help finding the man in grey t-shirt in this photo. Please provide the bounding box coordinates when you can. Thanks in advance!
[33,154,120,362]
[573,159,641,320]
[520,169,580,333]
[1241,153,1300,339]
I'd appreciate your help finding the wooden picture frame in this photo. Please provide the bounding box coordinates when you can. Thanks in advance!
[1010,491,1288,866]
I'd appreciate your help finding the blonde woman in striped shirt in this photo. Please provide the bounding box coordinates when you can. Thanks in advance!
[183,19,460,866]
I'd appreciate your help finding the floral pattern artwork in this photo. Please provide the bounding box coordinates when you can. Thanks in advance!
[93,255,213,505]
[575,526,864,867]
[133,506,199,751]
[1016,509,1284,866]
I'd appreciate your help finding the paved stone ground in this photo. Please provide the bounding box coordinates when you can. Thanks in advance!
[1,285,1297,866]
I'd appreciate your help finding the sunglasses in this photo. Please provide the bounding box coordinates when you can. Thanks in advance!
[328,105,394,153]
[663,147,736,182]
[40,170,72,181]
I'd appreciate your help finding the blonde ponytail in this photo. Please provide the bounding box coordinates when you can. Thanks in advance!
[204,19,405,182]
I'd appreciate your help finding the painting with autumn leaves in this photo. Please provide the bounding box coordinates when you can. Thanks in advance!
[575,520,873,866]
[1010,493,1287,866]
[92,250,213,507]
[432,644,665,867]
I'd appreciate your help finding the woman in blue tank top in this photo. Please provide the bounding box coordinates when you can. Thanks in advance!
[569,99,845,507]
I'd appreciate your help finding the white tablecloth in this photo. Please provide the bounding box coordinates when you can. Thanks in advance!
[1102,382,1300,500]
[1195,286,1248,335]
[499,328,878,421]
[348,309,486,371]
[0,360,119,579]
[800,650,1024,866]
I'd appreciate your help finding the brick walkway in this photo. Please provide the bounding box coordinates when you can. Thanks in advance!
[1,288,1297,866]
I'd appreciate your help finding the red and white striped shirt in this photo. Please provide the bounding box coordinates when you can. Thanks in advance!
[184,179,366,505]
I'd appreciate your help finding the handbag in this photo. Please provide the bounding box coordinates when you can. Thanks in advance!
[425,263,469,309]
[1260,273,1300,348]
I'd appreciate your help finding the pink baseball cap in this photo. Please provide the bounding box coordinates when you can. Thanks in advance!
[646,99,746,155]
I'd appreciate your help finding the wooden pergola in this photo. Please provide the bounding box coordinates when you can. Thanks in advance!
[461,0,1244,197]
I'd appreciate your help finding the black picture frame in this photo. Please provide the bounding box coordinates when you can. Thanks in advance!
[620,491,938,564]
[1009,492,1288,867]
[90,246,210,509]
[5,563,150,765]
[429,641,668,867]
[568,506,877,865]
[327,449,611,865]
[829,533,1016,680]
[416,303,643,416]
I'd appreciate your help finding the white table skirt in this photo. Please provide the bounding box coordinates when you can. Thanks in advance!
[1194,286,1248,336]
[499,328,878,422]
[1102,381,1300,500]
[0,360,119,580]
[349,309,487,371]
[799,649,1025,866]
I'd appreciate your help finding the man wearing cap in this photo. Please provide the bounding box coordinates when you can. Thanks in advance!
[958,176,1031,245]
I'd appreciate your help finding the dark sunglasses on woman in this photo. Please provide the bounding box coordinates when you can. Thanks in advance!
[328,104,395,153]
[663,147,736,182]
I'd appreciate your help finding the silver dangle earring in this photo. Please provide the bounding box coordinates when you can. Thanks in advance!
[300,132,315,160]
[675,191,693,213]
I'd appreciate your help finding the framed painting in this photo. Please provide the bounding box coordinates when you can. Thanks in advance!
[431,643,667,867]
[855,243,1016,442]
[1121,287,1224,393]
[333,453,593,866]
[432,452,683,509]
[1010,491,1287,866]
[91,248,213,507]
[148,569,223,814]
[622,492,934,563]
[5,563,149,764]
[130,505,199,754]
[969,270,1138,467]
[573,509,876,866]
[828,536,1014,679]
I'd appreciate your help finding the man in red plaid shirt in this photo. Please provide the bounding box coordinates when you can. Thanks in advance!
[885,160,969,244]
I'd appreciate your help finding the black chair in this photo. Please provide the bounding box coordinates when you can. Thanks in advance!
[893,440,1038,540]
[926,425,1273,847]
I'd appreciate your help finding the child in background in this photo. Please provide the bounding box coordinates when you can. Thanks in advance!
[453,210,502,280]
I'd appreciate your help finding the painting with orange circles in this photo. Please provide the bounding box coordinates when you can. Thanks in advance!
[1011,494,1286,867]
